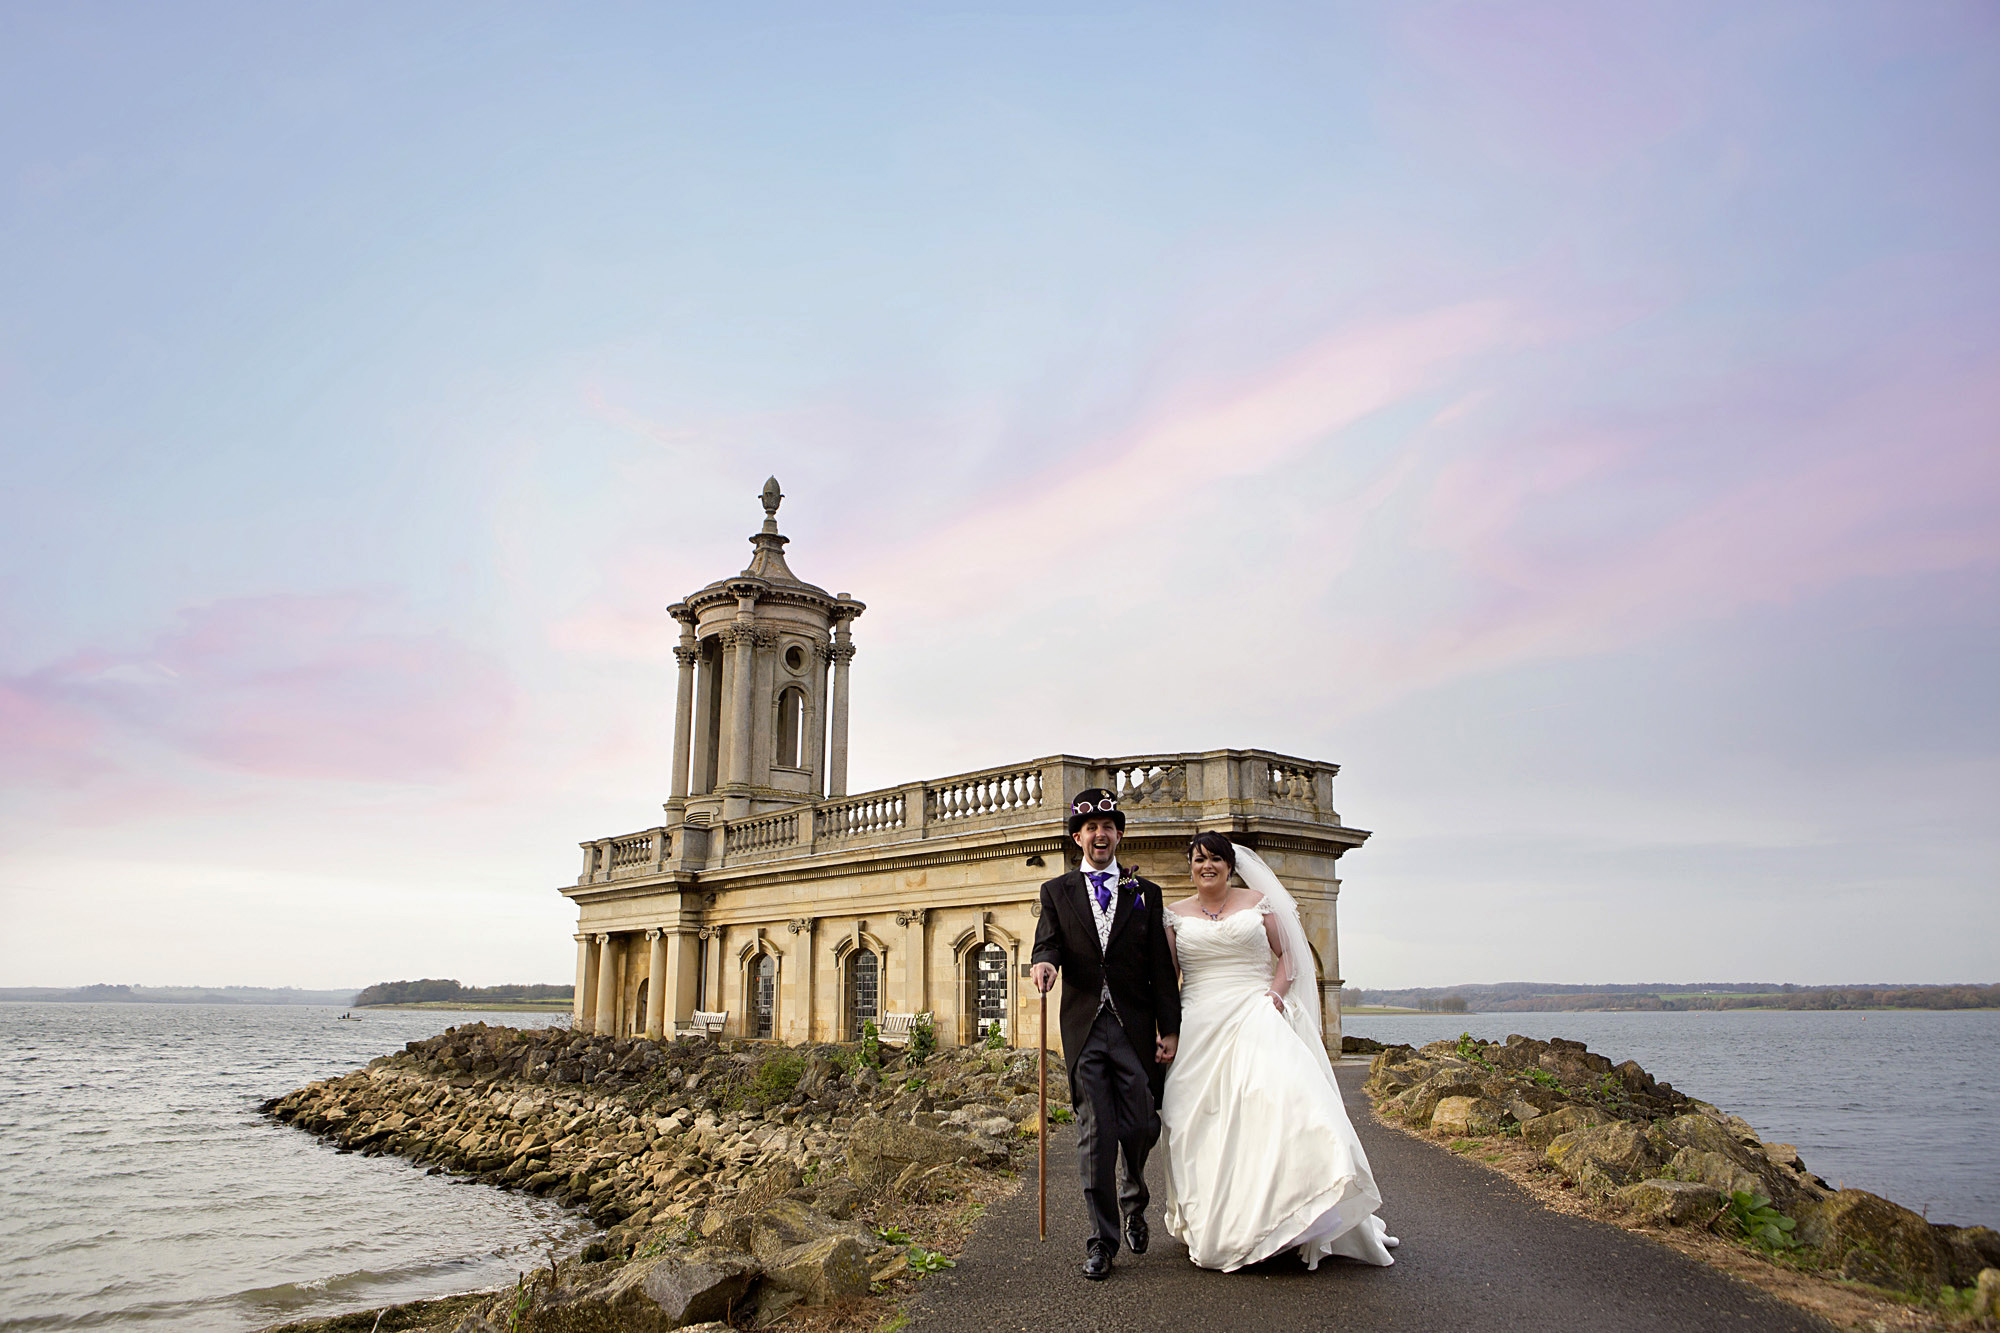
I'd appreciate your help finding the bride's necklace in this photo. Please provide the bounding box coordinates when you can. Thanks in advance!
[1197,894,1229,920]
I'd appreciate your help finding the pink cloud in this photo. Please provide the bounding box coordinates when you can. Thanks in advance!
[1344,346,2000,702]
[2,594,514,785]
[856,299,1524,615]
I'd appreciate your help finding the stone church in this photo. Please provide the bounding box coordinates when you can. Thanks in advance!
[561,479,1371,1054]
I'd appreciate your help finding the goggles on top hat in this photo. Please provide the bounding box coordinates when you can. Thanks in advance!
[1066,787,1126,835]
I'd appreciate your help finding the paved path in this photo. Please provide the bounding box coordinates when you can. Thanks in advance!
[906,1065,1830,1333]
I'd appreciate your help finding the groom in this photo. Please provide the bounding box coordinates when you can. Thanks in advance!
[1030,788,1181,1280]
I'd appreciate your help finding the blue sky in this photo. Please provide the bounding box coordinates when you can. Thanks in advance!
[2,2,1995,988]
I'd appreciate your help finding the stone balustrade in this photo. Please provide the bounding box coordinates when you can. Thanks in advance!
[574,749,1342,883]
[577,827,672,884]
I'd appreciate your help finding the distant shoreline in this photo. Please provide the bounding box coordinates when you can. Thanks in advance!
[357,1001,573,1012]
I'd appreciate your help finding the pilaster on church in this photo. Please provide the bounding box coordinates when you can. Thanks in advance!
[560,480,1370,1057]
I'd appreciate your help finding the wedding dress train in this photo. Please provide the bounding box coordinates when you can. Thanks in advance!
[1161,900,1397,1272]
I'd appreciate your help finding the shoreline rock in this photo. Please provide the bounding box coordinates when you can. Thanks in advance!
[261,1024,1052,1331]
[1365,1033,2000,1308]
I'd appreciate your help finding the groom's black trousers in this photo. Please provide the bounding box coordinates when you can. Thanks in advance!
[1072,1007,1158,1251]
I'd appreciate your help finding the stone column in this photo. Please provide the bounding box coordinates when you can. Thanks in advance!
[689,647,716,796]
[573,934,593,1030]
[645,929,668,1040]
[664,929,699,1032]
[701,927,725,1018]
[725,615,757,789]
[1324,879,1344,1054]
[827,636,855,799]
[810,646,831,796]
[670,634,698,802]
[896,909,929,1018]
[594,934,618,1036]
[785,917,816,1043]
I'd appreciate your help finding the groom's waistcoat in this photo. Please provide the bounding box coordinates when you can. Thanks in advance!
[1031,866,1182,1089]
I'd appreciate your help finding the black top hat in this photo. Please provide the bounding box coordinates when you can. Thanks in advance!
[1067,787,1126,835]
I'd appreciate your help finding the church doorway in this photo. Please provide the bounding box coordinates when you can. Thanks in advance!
[634,978,649,1036]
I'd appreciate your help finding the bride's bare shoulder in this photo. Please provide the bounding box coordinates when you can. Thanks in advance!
[1167,896,1202,917]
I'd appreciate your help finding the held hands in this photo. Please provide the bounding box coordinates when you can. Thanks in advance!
[1029,962,1057,994]
[1156,1033,1178,1063]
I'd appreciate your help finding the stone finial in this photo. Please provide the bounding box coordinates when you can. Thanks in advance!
[760,476,783,531]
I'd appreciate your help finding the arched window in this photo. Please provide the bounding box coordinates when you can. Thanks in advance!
[974,943,1009,1042]
[635,978,650,1035]
[776,687,806,768]
[753,954,777,1038]
[847,948,879,1039]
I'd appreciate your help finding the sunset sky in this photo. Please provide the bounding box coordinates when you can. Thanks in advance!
[2,3,1995,991]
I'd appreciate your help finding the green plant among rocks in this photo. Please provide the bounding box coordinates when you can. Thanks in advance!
[860,1019,883,1068]
[726,1049,804,1112]
[982,1025,1007,1052]
[1725,1190,1801,1252]
[906,1014,937,1066]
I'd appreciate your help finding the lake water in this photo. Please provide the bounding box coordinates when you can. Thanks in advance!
[0,1004,594,1332]
[1347,1009,2000,1230]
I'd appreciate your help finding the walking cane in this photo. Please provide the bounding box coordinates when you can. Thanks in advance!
[1038,981,1048,1242]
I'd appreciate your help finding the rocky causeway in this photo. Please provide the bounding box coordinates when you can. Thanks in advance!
[258,1024,2000,1331]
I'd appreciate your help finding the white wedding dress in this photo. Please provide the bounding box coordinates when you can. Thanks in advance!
[1161,895,1398,1272]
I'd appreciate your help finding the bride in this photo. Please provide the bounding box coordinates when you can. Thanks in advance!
[1160,833,1399,1272]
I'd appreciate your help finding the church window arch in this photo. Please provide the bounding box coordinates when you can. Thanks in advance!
[776,686,807,768]
[752,953,777,1038]
[846,948,879,1039]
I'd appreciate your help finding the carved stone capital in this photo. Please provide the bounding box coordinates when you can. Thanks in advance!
[827,642,857,664]
[1029,902,1042,918]
[894,908,927,928]
[645,928,663,941]
[673,645,700,668]
[786,917,813,935]
[696,925,720,940]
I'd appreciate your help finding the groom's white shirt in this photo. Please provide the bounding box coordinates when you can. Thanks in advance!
[1082,857,1119,1014]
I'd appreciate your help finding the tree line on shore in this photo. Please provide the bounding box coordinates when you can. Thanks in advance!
[1348,981,2000,1012]
[353,979,573,1006]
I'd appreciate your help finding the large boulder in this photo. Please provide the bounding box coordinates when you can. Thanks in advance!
[762,1235,873,1301]
[847,1116,975,1188]
[1546,1121,1659,1193]
[1795,1189,1946,1294]
[1971,1268,2000,1321]
[1616,1178,1724,1227]
[1386,1068,1489,1124]
[747,1197,878,1267]
[1521,1103,1612,1149]
[528,1247,758,1332]
[1936,1226,2000,1288]
[1664,1148,1767,1201]
[1430,1096,1507,1137]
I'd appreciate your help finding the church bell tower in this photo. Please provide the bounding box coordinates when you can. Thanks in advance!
[664,478,863,842]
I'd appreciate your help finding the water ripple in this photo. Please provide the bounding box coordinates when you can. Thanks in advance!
[0,1003,593,1332]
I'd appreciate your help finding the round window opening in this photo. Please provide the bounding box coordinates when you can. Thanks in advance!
[784,645,806,673]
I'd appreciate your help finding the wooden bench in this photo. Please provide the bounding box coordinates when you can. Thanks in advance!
[678,1010,727,1037]
[877,1012,933,1046]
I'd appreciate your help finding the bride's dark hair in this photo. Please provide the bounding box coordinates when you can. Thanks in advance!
[1185,832,1236,869]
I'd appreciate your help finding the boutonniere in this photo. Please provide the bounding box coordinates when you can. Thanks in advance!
[1119,866,1143,910]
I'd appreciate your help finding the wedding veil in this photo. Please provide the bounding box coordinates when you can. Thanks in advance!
[1230,844,1324,1040]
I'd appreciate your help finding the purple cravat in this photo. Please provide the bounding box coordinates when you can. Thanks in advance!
[1087,870,1112,912]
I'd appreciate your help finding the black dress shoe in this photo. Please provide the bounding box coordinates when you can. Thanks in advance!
[1124,1212,1149,1254]
[1082,1241,1114,1280]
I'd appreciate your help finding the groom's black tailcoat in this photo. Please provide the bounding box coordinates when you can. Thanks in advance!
[1031,866,1182,1101]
